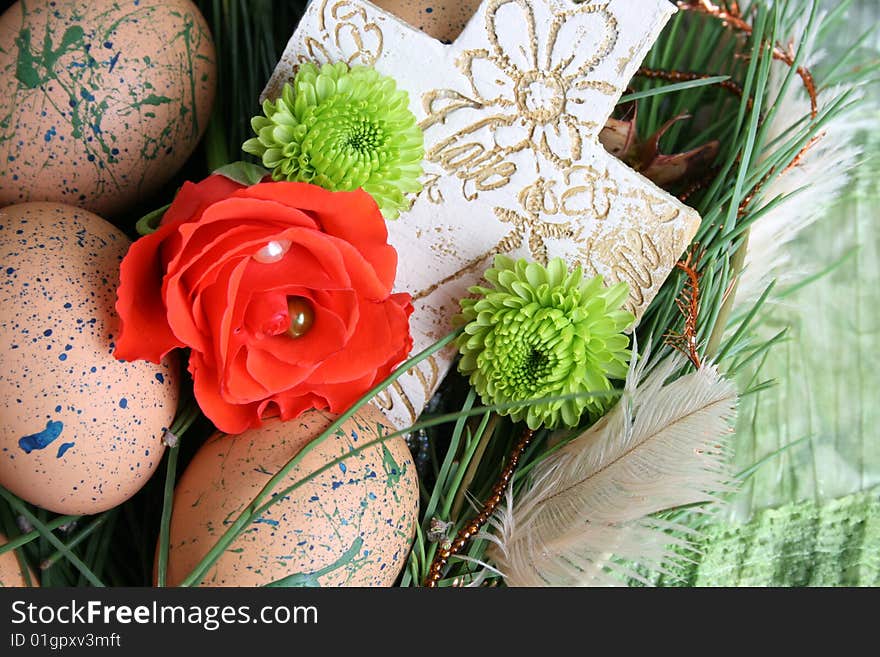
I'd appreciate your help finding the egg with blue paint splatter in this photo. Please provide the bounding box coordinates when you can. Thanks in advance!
[0,0,215,216]
[372,0,482,43]
[0,202,178,514]
[164,406,419,587]
[0,533,39,587]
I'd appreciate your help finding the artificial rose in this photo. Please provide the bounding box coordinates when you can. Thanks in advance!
[115,176,413,434]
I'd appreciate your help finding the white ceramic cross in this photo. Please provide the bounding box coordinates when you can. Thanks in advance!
[264,0,700,429]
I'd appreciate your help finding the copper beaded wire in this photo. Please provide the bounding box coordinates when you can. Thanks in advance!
[665,249,704,370]
[424,429,535,587]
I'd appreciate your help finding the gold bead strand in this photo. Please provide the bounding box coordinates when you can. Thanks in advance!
[424,428,535,588]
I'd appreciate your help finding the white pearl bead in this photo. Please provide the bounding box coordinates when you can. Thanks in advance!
[252,239,291,264]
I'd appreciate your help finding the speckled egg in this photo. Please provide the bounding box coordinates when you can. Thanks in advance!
[373,0,481,42]
[164,405,419,587]
[0,0,215,216]
[0,533,39,587]
[0,202,178,515]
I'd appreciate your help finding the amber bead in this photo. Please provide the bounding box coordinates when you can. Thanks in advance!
[286,296,314,338]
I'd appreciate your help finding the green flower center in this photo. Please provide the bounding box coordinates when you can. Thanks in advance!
[525,347,550,377]
[487,307,574,402]
[509,345,555,396]
[301,98,392,189]
[345,117,386,153]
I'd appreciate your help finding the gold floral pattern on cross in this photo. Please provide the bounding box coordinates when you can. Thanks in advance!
[494,177,585,264]
[454,0,620,168]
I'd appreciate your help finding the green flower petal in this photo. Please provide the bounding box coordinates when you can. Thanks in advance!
[243,62,425,219]
[455,256,636,430]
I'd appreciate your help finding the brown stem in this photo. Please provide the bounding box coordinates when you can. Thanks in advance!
[424,428,535,587]
[665,249,704,368]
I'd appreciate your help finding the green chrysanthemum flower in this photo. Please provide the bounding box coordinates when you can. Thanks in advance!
[456,256,635,430]
[243,61,424,219]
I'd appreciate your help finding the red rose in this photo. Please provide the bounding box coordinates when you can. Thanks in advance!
[115,176,413,434]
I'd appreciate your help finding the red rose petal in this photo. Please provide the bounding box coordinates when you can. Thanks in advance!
[199,196,319,231]
[298,371,378,414]
[243,291,290,338]
[175,224,281,291]
[234,226,392,299]
[262,392,328,422]
[186,258,247,370]
[161,176,246,228]
[309,294,411,385]
[326,237,393,300]
[163,228,268,354]
[218,260,250,368]
[156,176,249,272]
[238,229,388,299]
[361,294,414,385]
[222,348,274,405]
[190,350,259,434]
[236,234,349,294]
[309,289,359,342]
[243,348,318,397]
[240,183,398,291]
[114,220,185,363]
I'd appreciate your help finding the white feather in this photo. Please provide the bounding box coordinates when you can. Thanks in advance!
[489,354,737,586]
[736,13,866,306]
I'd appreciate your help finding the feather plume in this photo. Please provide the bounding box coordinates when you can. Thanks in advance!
[488,353,738,586]
[736,12,865,307]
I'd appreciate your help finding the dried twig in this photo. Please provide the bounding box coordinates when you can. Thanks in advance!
[666,248,704,368]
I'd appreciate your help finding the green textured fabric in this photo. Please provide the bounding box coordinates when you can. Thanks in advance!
[657,489,880,587]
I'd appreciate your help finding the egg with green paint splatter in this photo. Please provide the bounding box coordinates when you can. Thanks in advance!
[163,406,419,587]
[0,202,178,514]
[0,533,39,587]
[0,0,215,216]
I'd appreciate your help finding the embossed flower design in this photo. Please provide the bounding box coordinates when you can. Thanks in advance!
[457,0,618,167]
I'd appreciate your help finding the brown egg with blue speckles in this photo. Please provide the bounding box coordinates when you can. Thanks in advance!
[0,533,39,587]
[0,0,215,216]
[372,0,481,42]
[163,406,419,587]
[0,202,178,515]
